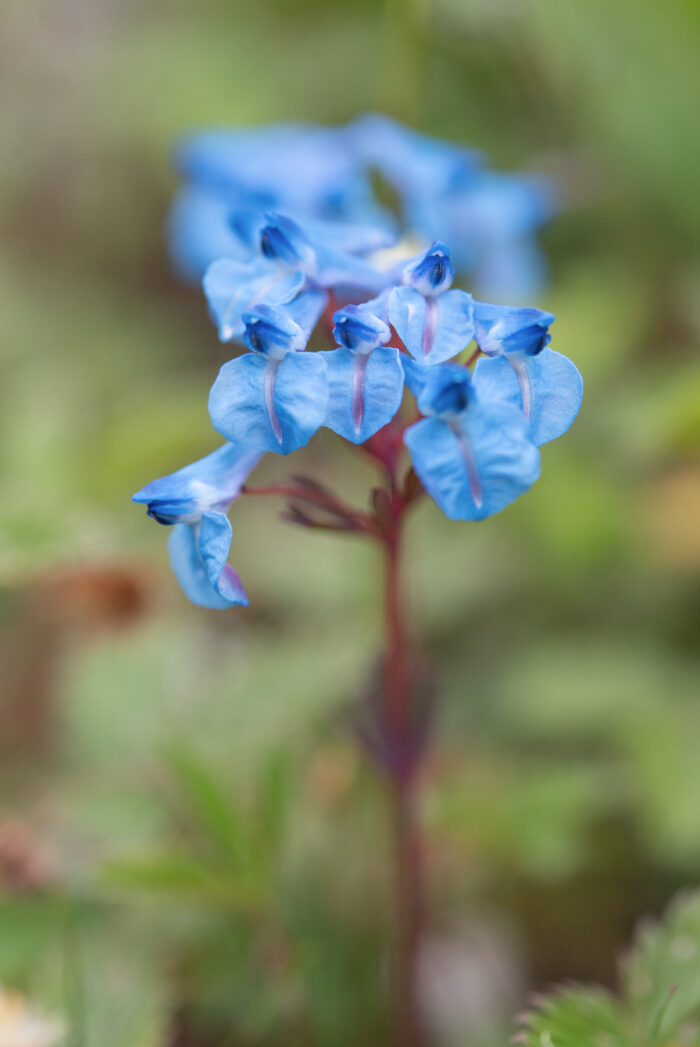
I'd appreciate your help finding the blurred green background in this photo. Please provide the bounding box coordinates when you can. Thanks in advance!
[1,0,699,1044]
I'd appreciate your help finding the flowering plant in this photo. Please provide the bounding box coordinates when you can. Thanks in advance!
[133,115,582,1046]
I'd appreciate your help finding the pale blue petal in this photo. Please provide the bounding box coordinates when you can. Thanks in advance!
[199,511,248,605]
[168,517,246,609]
[389,286,474,365]
[132,443,262,523]
[404,402,540,521]
[472,349,583,446]
[400,356,431,399]
[324,347,404,444]
[168,187,249,283]
[209,352,329,454]
[203,258,305,342]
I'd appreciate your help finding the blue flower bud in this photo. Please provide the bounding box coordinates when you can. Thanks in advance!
[473,301,554,358]
[333,304,390,354]
[404,242,454,296]
[243,304,306,359]
[259,213,315,269]
[417,364,473,421]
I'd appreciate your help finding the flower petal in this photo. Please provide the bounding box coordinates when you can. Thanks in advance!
[389,286,474,365]
[168,514,247,609]
[209,352,328,454]
[132,442,262,523]
[324,346,405,444]
[404,402,540,521]
[203,258,305,342]
[169,187,249,284]
[472,348,583,446]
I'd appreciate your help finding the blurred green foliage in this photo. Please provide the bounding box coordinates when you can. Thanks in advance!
[0,0,699,1045]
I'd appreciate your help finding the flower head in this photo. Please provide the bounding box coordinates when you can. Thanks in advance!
[133,443,261,607]
[138,116,580,608]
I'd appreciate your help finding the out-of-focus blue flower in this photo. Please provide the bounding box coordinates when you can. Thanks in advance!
[325,295,404,444]
[409,172,556,301]
[169,187,251,283]
[209,293,329,455]
[348,113,481,203]
[132,443,262,607]
[176,124,373,217]
[389,244,474,365]
[259,213,386,293]
[171,123,397,282]
[403,360,540,521]
[472,301,583,445]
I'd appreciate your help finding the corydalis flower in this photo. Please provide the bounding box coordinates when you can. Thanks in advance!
[208,291,328,454]
[132,443,261,608]
[389,243,475,365]
[325,295,404,443]
[403,360,540,520]
[472,301,583,445]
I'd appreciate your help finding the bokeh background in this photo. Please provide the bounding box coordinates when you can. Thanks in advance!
[1,0,699,1044]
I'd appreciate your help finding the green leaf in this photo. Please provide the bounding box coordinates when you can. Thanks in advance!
[103,854,260,913]
[622,889,700,1042]
[516,985,630,1047]
[165,746,248,871]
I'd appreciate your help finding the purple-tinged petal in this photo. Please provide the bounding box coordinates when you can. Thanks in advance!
[324,346,404,444]
[168,514,247,609]
[389,286,474,365]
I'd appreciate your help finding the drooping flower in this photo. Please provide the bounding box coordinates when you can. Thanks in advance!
[324,294,405,443]
[402,359,540,521]
[471,301,583,445]
[208,291,329,455]
[132,442,262,608]
[388,243,475,365]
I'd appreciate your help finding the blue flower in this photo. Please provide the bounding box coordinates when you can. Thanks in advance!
[388,243,475,365]
[403,360,540,521]
[209,292,329,454]
[169,187,251,283]
[409,172,556,300]
[259,213,386,294]
[203,256,306,343]
[324,295,404,444]
[132,442,262,607]
[348,113,481,203]
[471,301,583,445]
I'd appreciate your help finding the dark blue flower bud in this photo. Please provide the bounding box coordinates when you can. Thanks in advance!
[404,242,454,296]
[333,304,390,354]
[417,364,473,421]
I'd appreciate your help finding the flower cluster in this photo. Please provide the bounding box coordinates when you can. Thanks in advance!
[134,119,582,609]
[169,114,555,300]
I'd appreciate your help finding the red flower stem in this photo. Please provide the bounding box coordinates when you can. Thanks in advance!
[383,502,425,1047]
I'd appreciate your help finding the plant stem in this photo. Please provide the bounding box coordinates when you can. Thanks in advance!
[383,512,425,1047]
